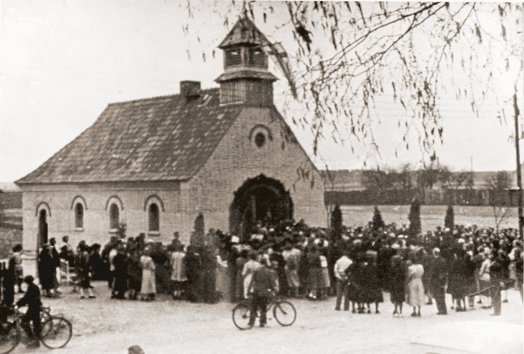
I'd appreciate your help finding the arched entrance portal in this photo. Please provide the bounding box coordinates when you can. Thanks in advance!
[230,175,293,240]
[38,209,48,247]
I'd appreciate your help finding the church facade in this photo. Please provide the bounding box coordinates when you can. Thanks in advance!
[15,18,326,251]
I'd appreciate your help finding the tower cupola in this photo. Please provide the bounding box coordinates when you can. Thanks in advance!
[215,17,277,106]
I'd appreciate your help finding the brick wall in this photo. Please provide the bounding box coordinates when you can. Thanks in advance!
[19,181,186,251]
[187,106,327,233]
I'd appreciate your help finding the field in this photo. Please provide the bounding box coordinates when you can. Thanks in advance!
[341,205,518,231]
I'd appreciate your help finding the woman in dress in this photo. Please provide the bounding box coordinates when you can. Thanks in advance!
[77,242,96,299]
[140,247,156,301]
[170,244,187,299]
[406,256,424,317]
[389,254,406,316]
[479,250,492,308]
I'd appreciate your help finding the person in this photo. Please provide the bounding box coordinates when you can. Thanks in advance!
[478,250,492,308]
[15,276,42,348]
[59,235,75,266]
[430,248,447,315]
[170,232,182,252]
[282,244,301,297]
[76,242,96,299]
[12,244,24,294]
[89,244,105,280]
[489,252,504,316]
[242,252,262,300]
[306,245,322,300]
[127,249,142,300]
[333,250,352,311]
[406,256,424,317]
[389,254,406,316]
[319,252,331,299]
[170,244,187,299]
[37,243,56,298]
[364,251,383,314]
[140,247,156,301]
[247,259,277,328]
[3,245,22,306]
[49,238,62,295]
[112,243,128,299]
[185,245,203,303]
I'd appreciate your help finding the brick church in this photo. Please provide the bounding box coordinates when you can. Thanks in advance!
[15,17,326,252]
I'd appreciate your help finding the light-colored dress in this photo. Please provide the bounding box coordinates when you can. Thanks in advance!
[406,264,425,307]
[283,249,301,288]
[170,251,187,282]
[140,255,156,295]
[320,255,331,289]
[216,254,229,298]
[242,260,262,299]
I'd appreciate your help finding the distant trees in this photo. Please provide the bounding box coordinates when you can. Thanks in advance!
[372,206,385,232]
[408,198,421,238]
[444,204,454,230]
[361,164,474,203]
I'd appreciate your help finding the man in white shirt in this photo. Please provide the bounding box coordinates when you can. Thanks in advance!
[334,251,353,311]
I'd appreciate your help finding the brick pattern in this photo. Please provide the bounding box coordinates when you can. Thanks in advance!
[186,106,327,234]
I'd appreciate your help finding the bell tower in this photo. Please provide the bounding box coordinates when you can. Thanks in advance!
[215,17,277,106]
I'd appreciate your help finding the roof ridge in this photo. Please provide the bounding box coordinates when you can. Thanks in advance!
[107,87,219,106]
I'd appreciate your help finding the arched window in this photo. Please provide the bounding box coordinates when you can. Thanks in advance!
[75,203,84,228]
[109,204,119,230]
[148,203,160,232]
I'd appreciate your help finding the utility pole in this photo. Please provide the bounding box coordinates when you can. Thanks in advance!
[514,90,523,239]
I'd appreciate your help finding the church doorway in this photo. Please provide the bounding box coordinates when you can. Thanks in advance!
[229,175,293,241]
[38,209,48,247]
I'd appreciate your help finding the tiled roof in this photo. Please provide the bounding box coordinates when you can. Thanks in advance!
[218,17,269,49]
[16,89,243,184]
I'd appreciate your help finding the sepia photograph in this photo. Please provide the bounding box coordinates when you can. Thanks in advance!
[0,1,523,353]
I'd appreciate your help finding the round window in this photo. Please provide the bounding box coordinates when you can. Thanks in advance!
[254,132,266,148]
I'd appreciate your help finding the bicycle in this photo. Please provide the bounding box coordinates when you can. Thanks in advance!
[0,306,73,353]
[232,292,296,330]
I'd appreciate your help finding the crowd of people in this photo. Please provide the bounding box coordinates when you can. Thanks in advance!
[2,218,523,320]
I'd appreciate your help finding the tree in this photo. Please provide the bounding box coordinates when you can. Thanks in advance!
[444,204,454,231]
[485,171,513,234]
[193,213,205,246]
[371,205,385,232]
[330,204,343,239]
[408,198,421,238]
[185,2,522,160]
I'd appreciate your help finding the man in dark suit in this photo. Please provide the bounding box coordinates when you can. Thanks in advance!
[430,248,448,315]
[248,259,277,327]
[15,276,42,348]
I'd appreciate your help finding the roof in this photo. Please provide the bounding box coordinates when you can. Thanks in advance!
[218,17,270,49]
[215,70,278,83]
[16,89,243,184]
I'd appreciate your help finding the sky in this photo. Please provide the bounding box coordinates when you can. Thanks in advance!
[0,0,522,183]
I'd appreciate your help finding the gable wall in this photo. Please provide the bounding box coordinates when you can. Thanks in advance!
[187,106,326,233]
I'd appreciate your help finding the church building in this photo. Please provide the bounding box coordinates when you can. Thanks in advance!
[15,17,326,251]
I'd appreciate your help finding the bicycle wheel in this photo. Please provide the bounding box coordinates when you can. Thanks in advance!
[232,302,253,330]
[273,301,296,327]
[40,316,72,349]
[0,324,20,354]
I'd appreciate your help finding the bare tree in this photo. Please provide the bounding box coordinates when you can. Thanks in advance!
[184,2,523,161]
[485,171,513,234]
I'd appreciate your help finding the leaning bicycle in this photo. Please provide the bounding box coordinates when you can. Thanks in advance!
[232,293,296,330]
[0,306,73,353]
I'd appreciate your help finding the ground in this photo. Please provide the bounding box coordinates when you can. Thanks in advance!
[341,205,517,231]
[7,283,523,354]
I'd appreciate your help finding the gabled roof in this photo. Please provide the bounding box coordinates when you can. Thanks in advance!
[218,16,269,49]
[16,89,243,184]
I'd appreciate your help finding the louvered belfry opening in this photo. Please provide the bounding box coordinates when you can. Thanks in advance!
[215,16,277,106]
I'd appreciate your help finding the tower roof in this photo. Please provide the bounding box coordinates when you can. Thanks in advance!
[218,16,269,49]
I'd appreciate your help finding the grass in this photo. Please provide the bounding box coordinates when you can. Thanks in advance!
[341,205,517,231]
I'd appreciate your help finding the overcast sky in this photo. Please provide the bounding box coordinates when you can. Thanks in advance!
[0,0,521,183]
